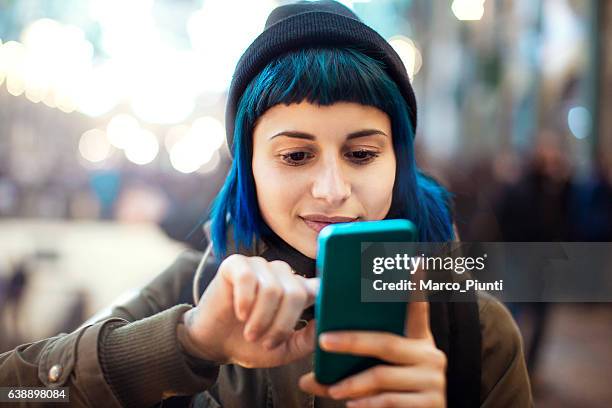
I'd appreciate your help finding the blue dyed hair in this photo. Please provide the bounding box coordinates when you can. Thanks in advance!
[209,47,453,258]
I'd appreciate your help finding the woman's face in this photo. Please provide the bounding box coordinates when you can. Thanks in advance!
[252,101,396,259]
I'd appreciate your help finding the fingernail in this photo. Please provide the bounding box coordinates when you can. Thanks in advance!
[319,333,340,348]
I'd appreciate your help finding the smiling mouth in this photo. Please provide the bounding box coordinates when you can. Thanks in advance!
[300,216,359,233]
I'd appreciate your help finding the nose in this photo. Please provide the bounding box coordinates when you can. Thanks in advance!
[311,157,351,206]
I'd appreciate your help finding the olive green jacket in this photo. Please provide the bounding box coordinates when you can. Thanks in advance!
[0,229,533,407]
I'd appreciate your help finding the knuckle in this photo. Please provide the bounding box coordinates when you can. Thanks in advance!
[432,349,447,369]
[225,253,243,262]
[225,253,245,266]
[285,288,307,305]
[236,268,255,283]
[370,366,386,384]
[379,394,398,407]
[221,254,242,272]
[251,256,268,265]
[431,371,446,390]
[383,336,399,355]
[260,283,282,300]
[270,259,291,271]
[223,256,255,281]
[425,392,445,408]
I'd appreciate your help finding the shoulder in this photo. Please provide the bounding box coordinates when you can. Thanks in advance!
[140,248,207,308]
[477,292,521,359]
[174,248,205,268]
[476,292,533,406]
[157,249,206,290]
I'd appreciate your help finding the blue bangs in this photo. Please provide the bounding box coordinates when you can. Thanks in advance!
[209,47,453,259]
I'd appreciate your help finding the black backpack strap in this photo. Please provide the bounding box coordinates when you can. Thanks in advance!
[430,300,481,407]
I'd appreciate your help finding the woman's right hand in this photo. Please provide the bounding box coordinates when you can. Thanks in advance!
[180,254,319,368]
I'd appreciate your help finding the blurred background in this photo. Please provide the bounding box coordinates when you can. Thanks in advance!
[0,0,611,406]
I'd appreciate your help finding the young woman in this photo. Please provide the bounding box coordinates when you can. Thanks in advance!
[0,1,532,407]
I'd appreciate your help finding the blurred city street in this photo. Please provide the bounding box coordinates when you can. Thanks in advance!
[0,220,185,343]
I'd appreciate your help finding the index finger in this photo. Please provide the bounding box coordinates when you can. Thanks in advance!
[295,276,320,308]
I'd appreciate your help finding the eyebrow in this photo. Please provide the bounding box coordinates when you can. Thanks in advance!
[268,129,389,141]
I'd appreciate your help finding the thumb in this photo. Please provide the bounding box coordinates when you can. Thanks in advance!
[405,301,434,341]
[283,319,316,363]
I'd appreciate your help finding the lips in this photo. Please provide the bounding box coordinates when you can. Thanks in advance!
[300,215,358,233]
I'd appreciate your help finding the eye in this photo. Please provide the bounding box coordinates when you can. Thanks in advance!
[280,151,314,166]
[345,149,380,164]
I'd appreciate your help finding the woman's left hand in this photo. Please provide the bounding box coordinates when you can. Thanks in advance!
[299,302,447,407]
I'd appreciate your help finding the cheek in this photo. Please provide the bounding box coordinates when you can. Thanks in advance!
[253,163,303,219]
[354,160,396,217]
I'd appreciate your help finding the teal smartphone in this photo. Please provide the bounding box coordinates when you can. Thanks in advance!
[314,218,418,385]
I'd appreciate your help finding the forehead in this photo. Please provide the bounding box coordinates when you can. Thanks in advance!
[253,101,391,140]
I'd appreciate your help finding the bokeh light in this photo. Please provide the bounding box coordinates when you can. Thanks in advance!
[75,62,123,117]
[124,128,159,165]
[79,129,112,163]
[196,149,221,175]
[388,36,423,80]
[568,106,592,140]
[20,18,94,113]
[452,0,486,21]
[187,0,279,93]
[169,116,224,173]
[164,125,190,152]
[2,41,27,96]
[130,50,197,125]
[106,114,141,150]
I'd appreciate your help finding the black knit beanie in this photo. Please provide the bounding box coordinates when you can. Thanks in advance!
[225,0,418,155]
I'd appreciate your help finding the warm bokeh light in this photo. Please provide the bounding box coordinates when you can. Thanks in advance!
[187,0,279,93]
[169,140,209,174]
[75,62,122,117]
[106,114,140,150]
[388,36,423,80]
[452,0,485,21]
[168,116,224,173]
[79,129,112,163]
[56,94,77,113]
[164,125,190,152]
[124,128,159,165]
[20,18,94,114]
[196,149,221,175]
[2,41,27,96]
[190,116,225,151]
